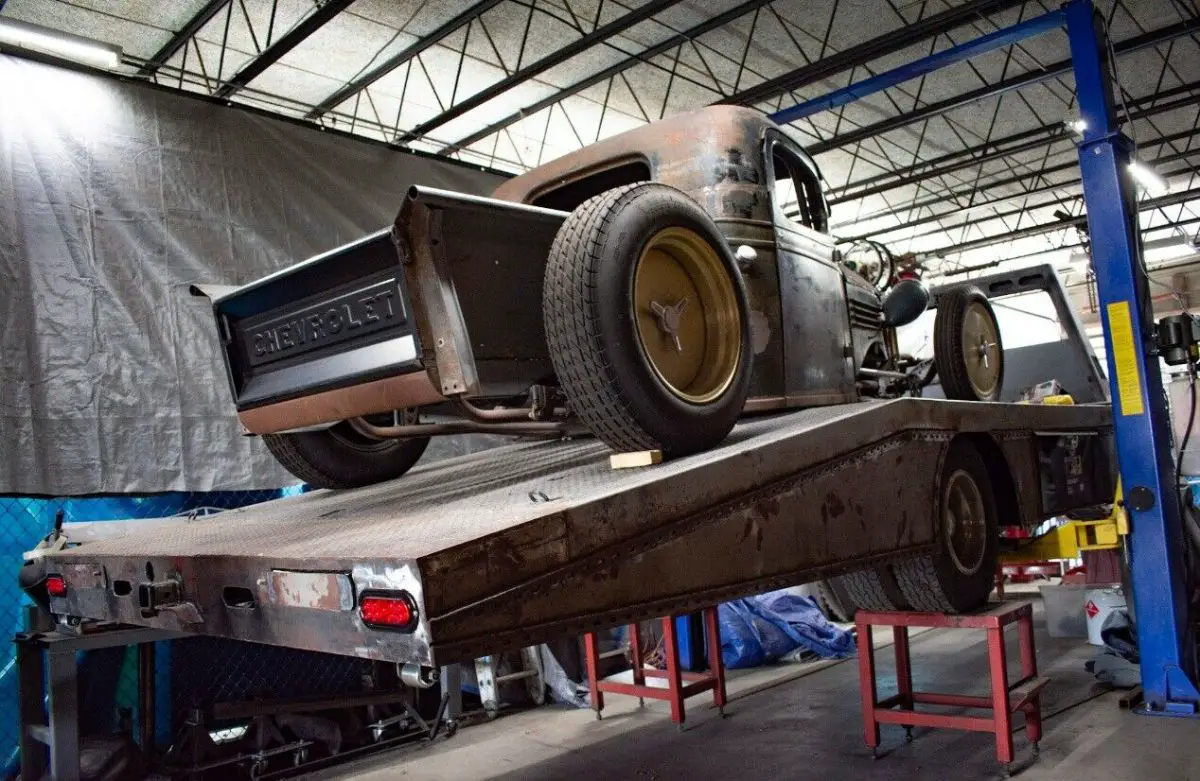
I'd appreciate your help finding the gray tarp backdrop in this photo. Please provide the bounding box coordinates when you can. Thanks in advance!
[0,55,505,494]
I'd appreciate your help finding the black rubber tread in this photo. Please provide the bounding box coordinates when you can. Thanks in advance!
[262,427,429,489]
[934,284,1004,402]
[817,579,853,622]
[542,182,753,454]
[833,567,904,613]
[894,438,1000,613]
[893,555,956,613]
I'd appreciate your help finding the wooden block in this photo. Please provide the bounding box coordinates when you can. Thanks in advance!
[609,450,663,470]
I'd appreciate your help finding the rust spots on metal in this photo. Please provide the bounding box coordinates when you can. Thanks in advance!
[267,570,354,612]
[61,562,106,590]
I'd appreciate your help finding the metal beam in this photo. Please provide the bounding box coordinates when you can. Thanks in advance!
[937,217,1200,277]
[726,0,1030,108]
[836,126,1200,239]
[830,130,1067,205]
[770,9,1067,125]
[213,0,357,100]
[395,0,683,145]
[136,0,230,77]
[838,155,1199,247]
[831,78,1200,202]
[439,0,775,156]
[306,0,505,120]
[807,16,1200,155]
[922,185,1200,257]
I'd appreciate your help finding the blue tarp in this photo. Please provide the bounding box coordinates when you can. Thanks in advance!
[719,590,855,669]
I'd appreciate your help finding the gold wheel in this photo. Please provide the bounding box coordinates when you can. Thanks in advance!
[960,301,1002,399]
[632,227,741,404]
[943,469,988,576]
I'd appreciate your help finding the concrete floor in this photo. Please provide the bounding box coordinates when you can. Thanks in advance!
[311,600,1200,781]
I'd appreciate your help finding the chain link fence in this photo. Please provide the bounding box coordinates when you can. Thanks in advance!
[0,489,386,777]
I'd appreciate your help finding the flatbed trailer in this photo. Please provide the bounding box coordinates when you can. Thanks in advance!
[45,398,1112,668]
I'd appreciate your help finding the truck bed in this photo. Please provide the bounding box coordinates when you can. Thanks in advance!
[47,399,1112,666]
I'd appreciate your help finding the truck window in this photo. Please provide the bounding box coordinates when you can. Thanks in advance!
[531,160,651,211]
[770,149,829,234]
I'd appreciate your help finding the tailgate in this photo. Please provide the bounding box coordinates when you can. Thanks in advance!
[212,229,422,411]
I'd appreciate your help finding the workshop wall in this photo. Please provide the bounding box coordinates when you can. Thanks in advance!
[0,54,505,495]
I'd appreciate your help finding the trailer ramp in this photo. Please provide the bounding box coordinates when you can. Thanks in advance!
[47,398,1112,666]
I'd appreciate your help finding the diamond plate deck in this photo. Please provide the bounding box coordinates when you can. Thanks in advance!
[47,399,1113,666]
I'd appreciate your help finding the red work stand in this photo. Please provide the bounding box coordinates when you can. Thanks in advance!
[583,607,727,730]
[856,601,1048,773]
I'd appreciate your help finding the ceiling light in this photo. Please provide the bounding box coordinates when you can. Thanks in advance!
[0,17,121,70]
[1128,159,1169,194]
[1067,118,1087,136]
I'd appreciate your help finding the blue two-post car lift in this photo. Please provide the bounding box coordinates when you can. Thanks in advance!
[771,0,1200,716]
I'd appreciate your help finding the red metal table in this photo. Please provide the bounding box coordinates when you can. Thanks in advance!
[856,600,1048,771]
[583,606,726,729]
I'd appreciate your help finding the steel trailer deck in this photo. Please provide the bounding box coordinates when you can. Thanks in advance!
[47,399,1112,667]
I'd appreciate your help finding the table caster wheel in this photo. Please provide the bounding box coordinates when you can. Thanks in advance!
[1032,742,1040,757]
[718,706,727,718]
[595,710,603,721]
[638,697,645,707]
[444,720,459,738]
[677,723,685,733]
[870,747,880,761]
[904,727,913,743]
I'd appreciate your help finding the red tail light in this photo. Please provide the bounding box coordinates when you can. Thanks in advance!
[46,575,67,598]
[359,592,417,631]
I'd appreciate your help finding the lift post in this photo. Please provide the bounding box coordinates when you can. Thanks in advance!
[1065,0,1200,714]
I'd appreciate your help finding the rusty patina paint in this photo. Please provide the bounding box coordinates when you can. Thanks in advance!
[267,570,355,612]
[494,105,773,224]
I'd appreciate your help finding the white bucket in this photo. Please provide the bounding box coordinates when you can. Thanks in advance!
[1084,586,1126,646]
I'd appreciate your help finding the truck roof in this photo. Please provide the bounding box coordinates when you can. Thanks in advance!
[492,104,777,205]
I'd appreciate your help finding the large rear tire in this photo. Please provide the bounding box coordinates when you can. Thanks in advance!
[543,183,752,455]
[894,438,1000,612]
[934,285,1004,402]
[263,421,429,489]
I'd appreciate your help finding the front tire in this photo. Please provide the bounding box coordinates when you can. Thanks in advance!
[262,421,429,489]
[543,183,752,455]
[934,285,1004,402]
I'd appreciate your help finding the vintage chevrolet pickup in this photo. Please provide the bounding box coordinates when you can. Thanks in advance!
[202,105,1002,491]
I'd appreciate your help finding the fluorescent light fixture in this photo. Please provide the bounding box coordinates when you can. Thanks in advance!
[1067,118,1087,136]
[1128,159,1169,194]
[0,17,122,69]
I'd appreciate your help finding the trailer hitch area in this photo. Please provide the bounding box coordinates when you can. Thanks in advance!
[138,577,185,619]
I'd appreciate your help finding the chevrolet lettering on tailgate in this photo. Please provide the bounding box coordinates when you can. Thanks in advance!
[240,277,404,367]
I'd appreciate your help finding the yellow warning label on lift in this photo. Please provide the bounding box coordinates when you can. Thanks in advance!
[1106,300,1145,417]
